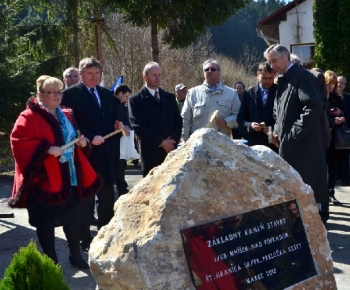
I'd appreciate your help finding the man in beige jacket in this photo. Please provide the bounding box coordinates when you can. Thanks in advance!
[181,59,240,141]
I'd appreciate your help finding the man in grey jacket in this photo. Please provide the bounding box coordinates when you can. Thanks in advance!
[181,59,240,141]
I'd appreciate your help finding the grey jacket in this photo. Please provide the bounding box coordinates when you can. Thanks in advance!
[181,82,240,141]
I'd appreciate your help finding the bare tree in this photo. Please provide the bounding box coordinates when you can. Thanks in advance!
[102,14,257,93]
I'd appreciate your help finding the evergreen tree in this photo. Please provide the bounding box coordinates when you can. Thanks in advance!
[313,0,339,72]
[210,0,287,61]
[103,0,248,62]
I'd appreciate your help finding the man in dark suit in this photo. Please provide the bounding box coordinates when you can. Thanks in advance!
[264,44,327,213]
[61,57,124,249]
[128,61,182,177]
[237,62,278,152]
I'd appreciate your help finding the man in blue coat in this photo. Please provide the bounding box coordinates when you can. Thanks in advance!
[128,62,182,177]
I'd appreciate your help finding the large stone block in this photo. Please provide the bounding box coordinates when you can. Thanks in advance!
[89,128,336,290]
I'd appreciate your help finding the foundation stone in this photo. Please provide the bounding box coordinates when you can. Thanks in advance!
[89,128,336,290]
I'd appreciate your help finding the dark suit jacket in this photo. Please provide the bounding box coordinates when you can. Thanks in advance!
[237,84,277,151]
[274,64,327,203]
[61,81,120,184]
[128,86,182,176]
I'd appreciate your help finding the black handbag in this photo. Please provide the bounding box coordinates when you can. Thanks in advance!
[335,124,350,149]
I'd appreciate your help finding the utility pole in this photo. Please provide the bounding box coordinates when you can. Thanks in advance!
[90,15,105,67]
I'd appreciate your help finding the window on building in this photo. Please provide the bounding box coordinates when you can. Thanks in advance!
[291,44,315,69]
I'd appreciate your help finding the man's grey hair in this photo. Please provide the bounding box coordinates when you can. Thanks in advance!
[338,75,347,83]
[63,67,78,78]
[203,59,221,71]
[290,53,301,66]
[143,61,160,75]
[264,44,290,61]
[79,57,102,72]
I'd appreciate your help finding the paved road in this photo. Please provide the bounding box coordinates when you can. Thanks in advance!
[1,167,349,289]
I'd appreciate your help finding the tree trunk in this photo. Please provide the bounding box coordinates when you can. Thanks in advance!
[72,0,79,67]
[151,16,159,62]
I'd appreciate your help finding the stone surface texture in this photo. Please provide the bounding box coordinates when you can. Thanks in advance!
[89,128,336,290]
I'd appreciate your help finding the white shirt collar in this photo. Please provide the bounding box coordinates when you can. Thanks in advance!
[145,86,159,97]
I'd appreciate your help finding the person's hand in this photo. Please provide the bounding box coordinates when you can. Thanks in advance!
[76,135,87,148]
[47,146,62,157]
[335,117,345,124]
[114,120,124,130]
[216,117,227,127]
[91,135,104,145]
[262,126,269,136]
[123,126,131,136]
[331,108,342,117]
[251,122,263,132]
[272,133,280,148]
[161,138,176,153]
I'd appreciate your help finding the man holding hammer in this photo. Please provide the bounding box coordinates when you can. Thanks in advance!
[181,59,240,141]
[61,57,125,251]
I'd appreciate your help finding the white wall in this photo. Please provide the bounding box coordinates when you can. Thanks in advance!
[279,0,314,48]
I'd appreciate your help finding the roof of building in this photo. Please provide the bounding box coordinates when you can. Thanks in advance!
[257,0,306,27]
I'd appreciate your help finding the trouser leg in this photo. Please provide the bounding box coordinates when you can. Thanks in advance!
[96,184,115,229]
[36,226,58,264]
[116,159,128,197]
[327,148,337,191]
[79,196,94,244]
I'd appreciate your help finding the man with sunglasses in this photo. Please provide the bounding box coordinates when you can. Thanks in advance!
[181,59,240,141]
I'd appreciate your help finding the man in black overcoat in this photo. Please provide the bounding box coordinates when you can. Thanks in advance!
[61,57,124,247]
[237,62,278,152]
[264,45,328,207]
[128,62,182,177]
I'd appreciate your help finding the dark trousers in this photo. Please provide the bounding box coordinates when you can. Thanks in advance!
[115,159,129,197]
[318,150,329,224]
[79,196,95,245]
[80,184,115,244]
[35,187,81,263]
[96,184,115,229]
[338,150,350,183]
[327,147,348,189]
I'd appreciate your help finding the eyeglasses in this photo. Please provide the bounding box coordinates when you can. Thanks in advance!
[204,67,219,72]
[45,91,62,96]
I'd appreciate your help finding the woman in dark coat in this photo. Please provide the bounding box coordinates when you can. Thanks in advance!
[325,70,349,204]
[10,76,102,268]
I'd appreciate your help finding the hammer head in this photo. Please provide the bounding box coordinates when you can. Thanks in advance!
[209,110,219,123]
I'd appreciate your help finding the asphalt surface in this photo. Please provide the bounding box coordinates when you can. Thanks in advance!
[1,167,350,289]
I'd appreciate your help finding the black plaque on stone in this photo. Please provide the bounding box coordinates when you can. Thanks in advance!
[181,200,317,290]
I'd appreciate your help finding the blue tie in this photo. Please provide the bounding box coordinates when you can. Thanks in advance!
[262,89,268,105]
[90,88,100,107]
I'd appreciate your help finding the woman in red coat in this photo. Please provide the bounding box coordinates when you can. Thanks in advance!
[10,76,103,269]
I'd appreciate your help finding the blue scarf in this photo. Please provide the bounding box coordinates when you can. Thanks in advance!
[56,108,78,186]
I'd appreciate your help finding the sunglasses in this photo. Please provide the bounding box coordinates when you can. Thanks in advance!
[204,67,219,72]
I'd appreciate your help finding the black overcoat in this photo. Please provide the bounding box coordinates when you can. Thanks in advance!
[128,86,182,176]
[237,83,277,151]
[61,81,120,184]
[274,64,327,203]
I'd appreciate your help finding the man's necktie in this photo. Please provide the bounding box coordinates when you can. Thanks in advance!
[154,91,160,103]
[262,89,268,105]
[90,88,100,107]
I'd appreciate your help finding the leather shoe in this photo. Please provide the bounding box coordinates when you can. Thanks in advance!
[69,254,89,269]
[80,237,93,253]
[90,216,98,226]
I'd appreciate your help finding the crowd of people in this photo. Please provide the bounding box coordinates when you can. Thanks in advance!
[7,44,348,271]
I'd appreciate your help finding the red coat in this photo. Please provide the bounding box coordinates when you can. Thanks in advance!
[9,97,103,208]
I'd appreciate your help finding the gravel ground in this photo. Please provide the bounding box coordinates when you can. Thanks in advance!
[1,169,349,289]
